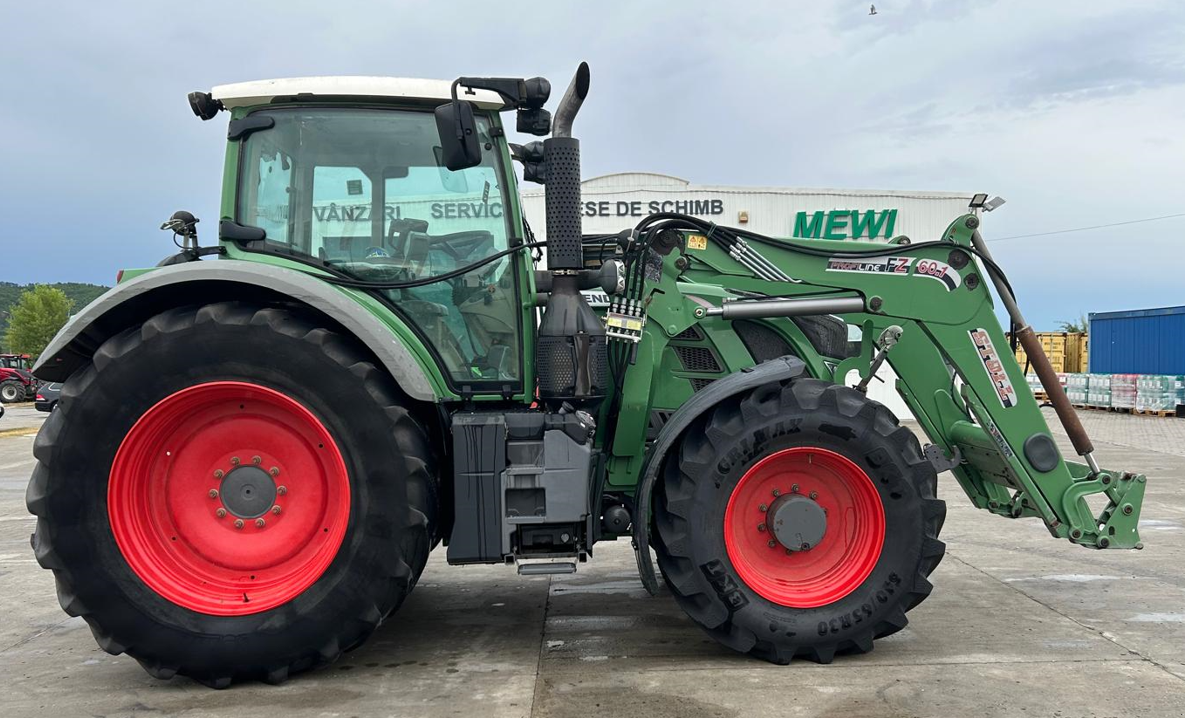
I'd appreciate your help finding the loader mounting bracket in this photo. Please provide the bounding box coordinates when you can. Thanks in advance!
[923,443,963,473]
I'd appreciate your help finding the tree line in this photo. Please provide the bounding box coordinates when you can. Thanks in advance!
[0,282,108,358]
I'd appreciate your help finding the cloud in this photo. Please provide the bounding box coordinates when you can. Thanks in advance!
[0,0,1182,331]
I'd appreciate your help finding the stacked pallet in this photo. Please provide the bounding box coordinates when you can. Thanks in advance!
[1111,374,1138,409]
[1086,374,1112,408]
[1065,373,1089,405]
[1023,371,1181,416]
[1135,375,1185,415]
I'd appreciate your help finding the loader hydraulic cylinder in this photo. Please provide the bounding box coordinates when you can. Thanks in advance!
[699,295,865,320]
[970,228,1099,473]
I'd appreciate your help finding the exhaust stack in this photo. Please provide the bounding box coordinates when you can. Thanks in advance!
[552,62,590,139]
[536,62,607,407]
[541,62,590,271]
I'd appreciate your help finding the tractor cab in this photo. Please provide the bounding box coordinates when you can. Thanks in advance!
[205,78,535,393]
[0,354,37,403]
[0,354,33,371]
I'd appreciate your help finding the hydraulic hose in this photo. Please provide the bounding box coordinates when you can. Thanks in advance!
[970,230,1099,472]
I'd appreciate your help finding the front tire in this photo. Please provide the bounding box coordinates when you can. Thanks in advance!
[26,302,437,687]
[654,379,945,664]
[0,379,22,403]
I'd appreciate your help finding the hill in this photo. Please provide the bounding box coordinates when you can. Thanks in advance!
[0,282,109,352]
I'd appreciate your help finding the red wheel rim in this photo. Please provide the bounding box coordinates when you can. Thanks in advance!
[723,447,884,608]
[108,381,350,616]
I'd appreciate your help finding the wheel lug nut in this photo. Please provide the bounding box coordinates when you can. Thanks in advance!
[252,455,262,465]
[791,483,799,493]
[216,508,227,518]
[214,469,224,479]
[767,539,777,548]
[271,505,282,515]
[208,489,219,499]
[771,488,781,497]
[277,484,287,495]
[757,523,766,532]
[255,518,266,528]
[785,548,793,555]
[270,467,281,477]
[802,543,811,551]
[809,491,818,500]
[230,456,241,466]
[758,503,768,512]
[233,519,244,529]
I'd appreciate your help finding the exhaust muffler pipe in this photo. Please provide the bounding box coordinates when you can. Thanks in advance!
[536,62,607,407]
[552,62,590,139]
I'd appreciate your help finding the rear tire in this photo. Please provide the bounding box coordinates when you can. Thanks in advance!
[0,380,22,403]
[654,379,945,664]
[26,302,437,687]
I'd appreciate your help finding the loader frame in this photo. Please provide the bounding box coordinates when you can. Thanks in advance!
[610,214,1144,557]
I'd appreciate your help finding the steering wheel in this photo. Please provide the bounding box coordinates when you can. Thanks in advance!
[428,230,495,262]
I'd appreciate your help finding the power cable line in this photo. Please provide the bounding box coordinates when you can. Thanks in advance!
[989,212,1185,242]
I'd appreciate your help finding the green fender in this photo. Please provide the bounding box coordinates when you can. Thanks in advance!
[33,261,441,402]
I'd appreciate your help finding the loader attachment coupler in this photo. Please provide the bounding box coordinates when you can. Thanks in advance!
[944,416,1145,550]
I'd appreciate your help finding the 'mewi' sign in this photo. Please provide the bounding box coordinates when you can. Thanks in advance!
[794,209,898,240]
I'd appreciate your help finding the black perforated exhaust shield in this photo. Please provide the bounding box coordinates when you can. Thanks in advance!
[535,275,607,403]
[543,136,582,270]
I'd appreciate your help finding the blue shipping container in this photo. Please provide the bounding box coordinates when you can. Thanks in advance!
[1089,305,1185,374]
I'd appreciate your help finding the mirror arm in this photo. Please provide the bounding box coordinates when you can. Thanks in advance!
[447,80,467,143]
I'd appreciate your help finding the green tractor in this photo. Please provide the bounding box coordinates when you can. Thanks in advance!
[28,63,1146,687]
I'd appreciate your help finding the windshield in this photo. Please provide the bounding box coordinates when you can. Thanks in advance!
[236,107,522,387]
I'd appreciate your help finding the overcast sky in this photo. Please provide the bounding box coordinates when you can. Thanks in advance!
[2,0,1182,329]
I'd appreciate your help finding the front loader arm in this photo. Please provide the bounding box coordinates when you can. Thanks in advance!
[658,214,1146,550]
[889,309,1144,549]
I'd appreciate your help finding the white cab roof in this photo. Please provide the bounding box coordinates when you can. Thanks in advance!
[210,77,506,110]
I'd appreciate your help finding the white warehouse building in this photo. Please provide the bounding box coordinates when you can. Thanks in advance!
[522,173,980,419]
[520,172,976,244]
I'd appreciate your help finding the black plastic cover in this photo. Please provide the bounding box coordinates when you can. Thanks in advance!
[219,219,266,243]
[1023,433,1061,473]
[447,414,507,564]
[227,114,275,141]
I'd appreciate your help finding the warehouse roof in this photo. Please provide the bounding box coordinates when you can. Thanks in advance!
[523,172,973,200]
[1090,305,1185,320]
[210,77,506,110]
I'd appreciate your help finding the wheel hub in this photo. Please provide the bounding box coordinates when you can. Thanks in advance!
[723,447,885,608]
[108,381,350,616]
[768,494,827,552]
[219,466,277,519]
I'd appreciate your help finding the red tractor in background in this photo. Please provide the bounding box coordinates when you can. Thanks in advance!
[0,353,38,403]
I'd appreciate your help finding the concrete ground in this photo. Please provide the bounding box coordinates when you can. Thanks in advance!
[2,407,1185,717]
[0,403,49,434]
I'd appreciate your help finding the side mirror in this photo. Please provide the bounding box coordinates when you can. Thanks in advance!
[434,100,482,171]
